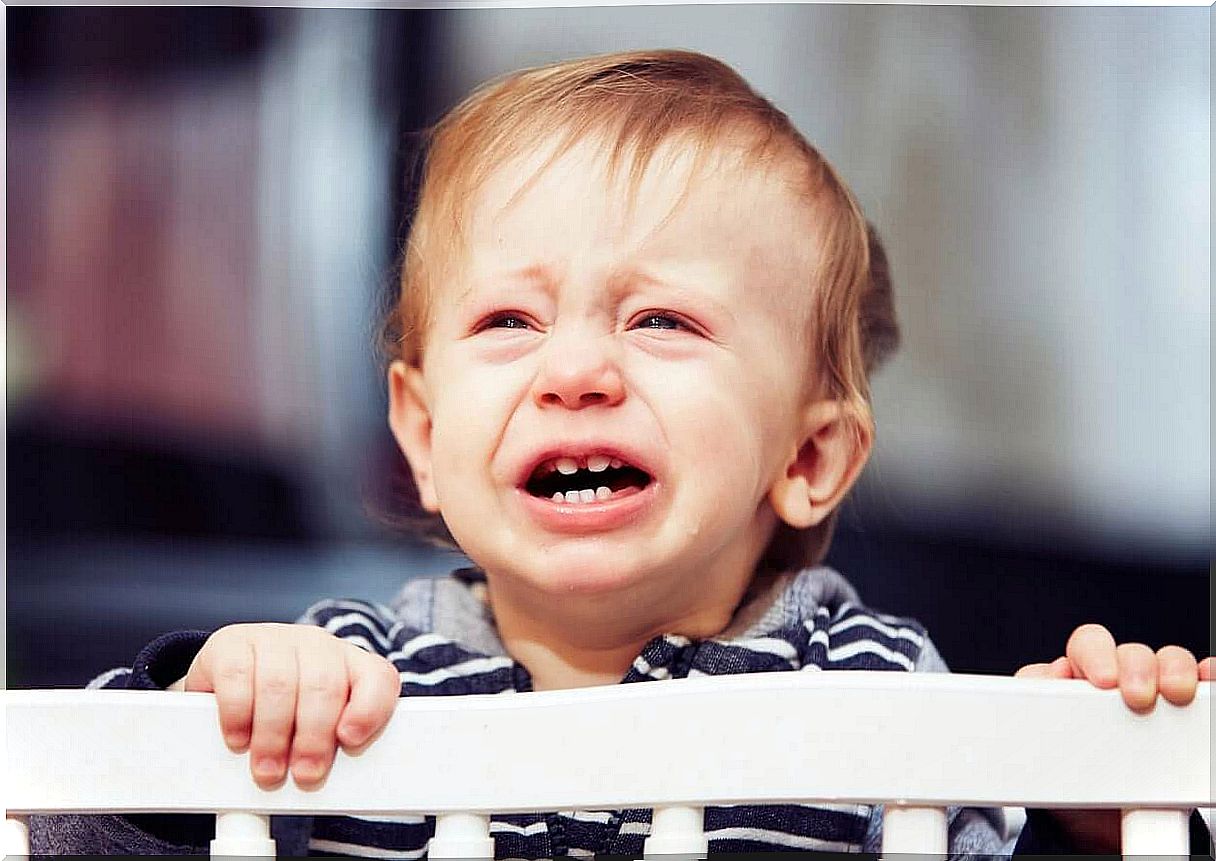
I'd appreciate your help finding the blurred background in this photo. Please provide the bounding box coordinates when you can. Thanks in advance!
[6,6,1209,687]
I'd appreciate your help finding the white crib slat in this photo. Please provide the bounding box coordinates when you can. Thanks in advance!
[210,811,275,857]
[7,679,1212,815]
[881,804,947,857]
[643,805,708,858]
[429,812,494,859]
[1121,808,1189,856]
[2,815,30,857]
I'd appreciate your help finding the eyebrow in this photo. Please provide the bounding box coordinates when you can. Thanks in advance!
[457,263,558,305]
[460,261,736,325]
[610,265,736,325]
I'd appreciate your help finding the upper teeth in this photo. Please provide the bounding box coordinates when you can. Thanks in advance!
[547,455,621,475]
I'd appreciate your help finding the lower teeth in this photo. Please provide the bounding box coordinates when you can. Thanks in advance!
[552,486,613,504]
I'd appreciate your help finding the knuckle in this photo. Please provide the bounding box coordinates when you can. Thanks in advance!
[214,660,253,684]
[299,672,343,696]
[257,672,295,697]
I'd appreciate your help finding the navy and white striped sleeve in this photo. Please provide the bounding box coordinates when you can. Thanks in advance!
[296,598,405,657]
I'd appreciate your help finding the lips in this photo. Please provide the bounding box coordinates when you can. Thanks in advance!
[516,444,656,493]
[525,453,651,502]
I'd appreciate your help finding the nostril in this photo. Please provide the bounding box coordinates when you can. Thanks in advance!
[537,390,612,408]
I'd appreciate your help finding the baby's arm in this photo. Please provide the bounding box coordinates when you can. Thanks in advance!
[1013,624,1213,854]
[182,623,401,788]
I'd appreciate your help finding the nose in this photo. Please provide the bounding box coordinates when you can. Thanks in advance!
[531,330,625,410]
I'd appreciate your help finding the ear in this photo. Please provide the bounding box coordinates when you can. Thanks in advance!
[768,400,872,529]
[387,360,440,512]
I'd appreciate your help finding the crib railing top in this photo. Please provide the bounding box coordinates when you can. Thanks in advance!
[7,672,1211,816]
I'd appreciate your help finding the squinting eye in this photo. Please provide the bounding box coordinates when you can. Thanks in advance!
[481,313,532,331]
[632,313,685,331]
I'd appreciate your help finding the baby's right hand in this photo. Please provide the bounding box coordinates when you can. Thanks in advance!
[183,623,401,789]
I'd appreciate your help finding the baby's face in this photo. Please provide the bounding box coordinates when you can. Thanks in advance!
[395,138,821,622]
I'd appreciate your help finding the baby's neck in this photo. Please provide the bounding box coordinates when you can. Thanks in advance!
[484,569,785,691]
[488,585,690,691]
[505,635,647,691]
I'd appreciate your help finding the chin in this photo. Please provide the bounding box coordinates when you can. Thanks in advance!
[508,540,652,597]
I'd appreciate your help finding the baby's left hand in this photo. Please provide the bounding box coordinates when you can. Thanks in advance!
[1015,623,1213,710]
[1014,623,1213,853]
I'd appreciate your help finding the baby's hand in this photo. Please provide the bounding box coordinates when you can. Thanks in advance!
[1015,623,1212,853]
[184,623,401,789]
[1015,622,1213,710]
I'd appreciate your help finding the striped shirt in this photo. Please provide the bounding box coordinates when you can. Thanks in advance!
[295,566,1010,858]
[31,566,1015,857]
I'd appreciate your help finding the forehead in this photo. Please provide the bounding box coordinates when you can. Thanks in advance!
[452,134,818,310]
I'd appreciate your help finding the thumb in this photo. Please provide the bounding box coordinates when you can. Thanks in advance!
[183,657,213,692]
[182,639,222,693]
[1015,662,1054,679]
[1016,656,1073,679]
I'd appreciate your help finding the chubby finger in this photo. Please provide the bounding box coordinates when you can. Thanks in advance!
[291,640,348,789]
[337,648,401,751]
[1115,642,1158,712]
[201,638,256,753]
[248,638,298,788]
[1156,646,1199,706]
[1199,657,1214,682]
[1066,624,1118,688]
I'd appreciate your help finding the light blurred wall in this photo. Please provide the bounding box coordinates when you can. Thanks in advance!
[253,10,399,535]
[428,5,1209,561]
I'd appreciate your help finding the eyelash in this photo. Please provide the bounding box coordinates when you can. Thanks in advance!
[481,312,532,331]
[475,310,697,334]
[631,312,689,332]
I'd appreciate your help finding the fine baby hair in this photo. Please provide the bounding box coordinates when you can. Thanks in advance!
[380,49,899,572]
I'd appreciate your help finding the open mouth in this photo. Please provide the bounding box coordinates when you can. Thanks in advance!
[524,454,653,504]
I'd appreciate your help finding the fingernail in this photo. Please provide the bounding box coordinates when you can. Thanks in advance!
[225,732,250,752]
[254,756,283,779]
[292,758,328,788]
[293,756,321,777]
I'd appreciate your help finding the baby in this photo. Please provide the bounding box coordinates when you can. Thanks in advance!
[32,49,1210,857]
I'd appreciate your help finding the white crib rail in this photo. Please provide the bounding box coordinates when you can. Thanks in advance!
[6,672,1212,857]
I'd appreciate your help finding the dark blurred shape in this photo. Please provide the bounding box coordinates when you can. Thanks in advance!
[7,407,313,542]
[827,514,1210,676]
[7,8,270,85]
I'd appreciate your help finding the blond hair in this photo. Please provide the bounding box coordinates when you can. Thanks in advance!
[380,49,898,571]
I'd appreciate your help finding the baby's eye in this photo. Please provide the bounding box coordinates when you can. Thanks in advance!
[480,313,532,331]
[630,312,688,332]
